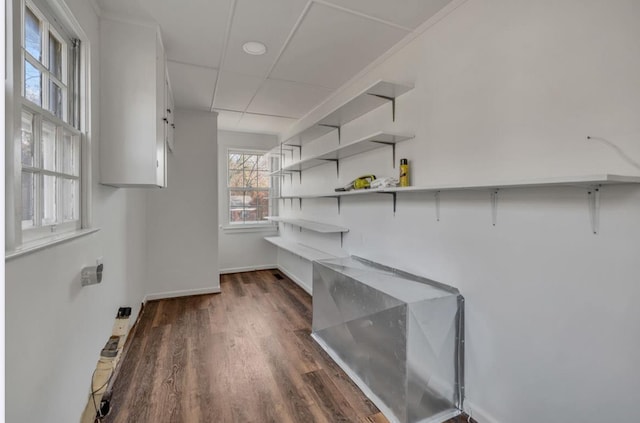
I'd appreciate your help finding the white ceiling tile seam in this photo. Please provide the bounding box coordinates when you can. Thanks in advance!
[312,0,414,32]
[210,0,239,112]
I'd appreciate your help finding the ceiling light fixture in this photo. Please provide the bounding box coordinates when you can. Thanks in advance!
[242,41,267,56]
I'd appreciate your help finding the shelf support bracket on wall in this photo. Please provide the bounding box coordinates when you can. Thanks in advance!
[340,232,344,248]
[435,191,441,222]
[587,185,601,234]
[378,192,397,215]
[490,189,499,226]
[369,94,396,121]
[299,198,303,210]
[318,124,341,144]
[371,141,396,167]
[289,144,302,160]
[290,170,301,184]
[320,159,340,178]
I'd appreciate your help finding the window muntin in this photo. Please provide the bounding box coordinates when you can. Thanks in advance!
[227,151,271,225]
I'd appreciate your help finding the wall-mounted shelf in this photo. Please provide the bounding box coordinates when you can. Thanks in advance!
[281,132,413,176]
[264,237,345,262]
[283,80,413,147]
[277,174,640,233]
[266,217,349,233]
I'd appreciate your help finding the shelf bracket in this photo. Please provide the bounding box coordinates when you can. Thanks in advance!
[490,189,499,226]
[289,144,302,160]
[336,196,341,214]
[378,192,397,215]
[371,141,396,167]
[320,159,340,178]
[318,124,341,144]
[369,94,396,121]
[340,232,344,248]
[588,185,601,234]
[299,198,303,210]
[435,191,441,222]
[290,169,302,184]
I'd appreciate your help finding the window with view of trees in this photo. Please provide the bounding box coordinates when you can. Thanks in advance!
[227,150,271,224]
[16,0,83,244]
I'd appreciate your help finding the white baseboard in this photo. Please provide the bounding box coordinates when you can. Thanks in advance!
[276,265,312,295]
[220,264,277,274]
[463,399,500,423]
[143,286,221,302]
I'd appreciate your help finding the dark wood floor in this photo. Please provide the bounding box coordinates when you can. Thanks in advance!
[105,270,472,423]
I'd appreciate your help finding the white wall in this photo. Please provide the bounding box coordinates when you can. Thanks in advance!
[146,110,220,299]
[278,1,640,422]
[218,130,278,273]
[5,0,149,421]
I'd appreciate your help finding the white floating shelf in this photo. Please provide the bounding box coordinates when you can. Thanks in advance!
[282,132,413,172]
[266,217,349,233]
[283,80,413,146]
[382,174,640,192]
[280,174,640,199]
[264,237,344,262]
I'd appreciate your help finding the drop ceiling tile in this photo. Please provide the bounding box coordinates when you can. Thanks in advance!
[236,113,297,135]
[270,2,409,89]
[216,110,243,131]
[320,0,455,30]
[167,61,217,110]
[223,0,308,77]
[139,0,232,68]
[247,78,334,119]
[213,71,264,112]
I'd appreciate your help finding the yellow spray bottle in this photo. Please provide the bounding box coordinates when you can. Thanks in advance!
[399,158,409,187]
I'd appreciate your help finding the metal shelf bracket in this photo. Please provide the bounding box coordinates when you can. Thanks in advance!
[378,192,397,215]
[369,94,396,121]
[588,185,601,234]
[318,124,341,144]
[435,191,441,222]
[371,140,396,167]
[490,189,499,226]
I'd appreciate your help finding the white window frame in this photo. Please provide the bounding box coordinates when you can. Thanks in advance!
[225,148,274,228]
[5,0,94,257]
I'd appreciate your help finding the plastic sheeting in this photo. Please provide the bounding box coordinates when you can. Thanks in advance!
[312,256,464,423]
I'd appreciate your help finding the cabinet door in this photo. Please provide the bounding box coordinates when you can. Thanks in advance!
[155,34,167,187]
[166,75,175,152]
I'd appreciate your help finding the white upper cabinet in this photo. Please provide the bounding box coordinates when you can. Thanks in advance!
[99,17,171,187]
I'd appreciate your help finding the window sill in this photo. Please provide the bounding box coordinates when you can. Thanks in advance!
[5,228,101,261]
[221,224,277,234]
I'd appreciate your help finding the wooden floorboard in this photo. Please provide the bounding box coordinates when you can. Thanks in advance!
[105,270,473,423]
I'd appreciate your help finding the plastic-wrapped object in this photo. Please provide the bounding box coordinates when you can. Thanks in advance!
[312,256,464,423]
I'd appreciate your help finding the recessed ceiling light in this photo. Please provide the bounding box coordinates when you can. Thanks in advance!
[242,41,267,56]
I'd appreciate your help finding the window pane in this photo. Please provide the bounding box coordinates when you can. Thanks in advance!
[62,178,79,222]
[63,130,79,175]
[244,167,258,188]
[257,154,269,171]
[49,81,63,119]
[21,172,36,229]
[228,153,243,170]
[24,6,42,61]
[24,60,42,105]
[257,171,270,188]
[228,170,243,187]
[49,33,63,79]
[41,120,57,171]
[42,175,57,225]
[21,110,35,167]
[229,190,248,223]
